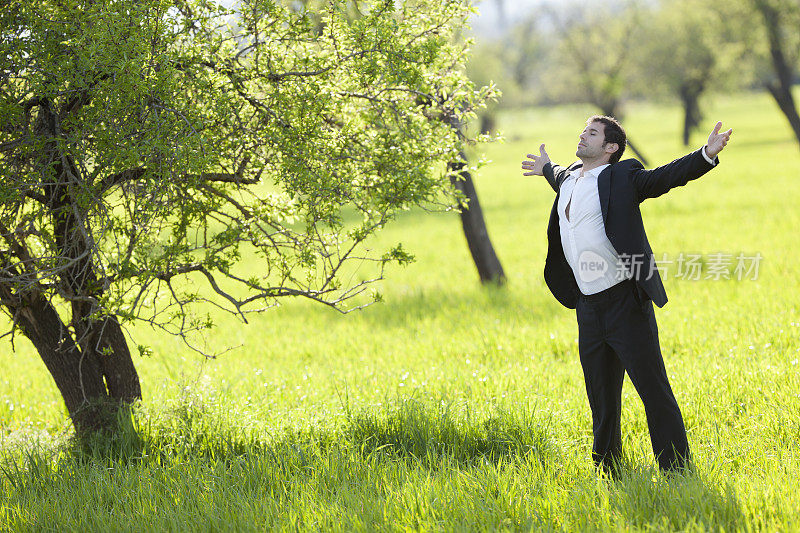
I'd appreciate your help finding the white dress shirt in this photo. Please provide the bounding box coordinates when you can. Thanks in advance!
[558,147,717,295]
[558,164,627,295]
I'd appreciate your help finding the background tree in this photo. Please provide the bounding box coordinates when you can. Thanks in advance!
[0,0,489,436]
[545,1,650,165]
[633,0,723,145]
[454,5,562,285]
[466,13,548,122]
[751,0,800,146]
[712,0,800,146]
[448,143,506,285]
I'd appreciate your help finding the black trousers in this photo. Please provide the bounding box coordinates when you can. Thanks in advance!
[576,279,690,471]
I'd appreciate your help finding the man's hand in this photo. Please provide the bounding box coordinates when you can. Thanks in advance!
[521,144,551,176]
[705,121,733,159]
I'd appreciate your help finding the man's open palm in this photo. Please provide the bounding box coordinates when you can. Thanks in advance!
[706,121,733,159]
[522,144,551,176]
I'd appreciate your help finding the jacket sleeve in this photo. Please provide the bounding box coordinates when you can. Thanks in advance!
[630,148,719,202]
[542,162,571,193]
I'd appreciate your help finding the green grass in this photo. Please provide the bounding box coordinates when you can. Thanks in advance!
[2,91,800,530]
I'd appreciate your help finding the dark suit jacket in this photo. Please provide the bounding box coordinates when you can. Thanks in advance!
[542,148,718,309]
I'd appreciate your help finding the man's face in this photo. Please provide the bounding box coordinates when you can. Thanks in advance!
[576,121,612,161]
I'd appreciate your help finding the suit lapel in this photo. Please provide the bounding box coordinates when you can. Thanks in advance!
[598,165,612,222]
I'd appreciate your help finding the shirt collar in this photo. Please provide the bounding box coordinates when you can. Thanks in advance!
[570,163,610,180]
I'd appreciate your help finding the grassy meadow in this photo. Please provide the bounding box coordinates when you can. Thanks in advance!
[1,91,800,531]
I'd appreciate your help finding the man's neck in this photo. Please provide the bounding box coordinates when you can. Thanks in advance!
[578,158,611,176]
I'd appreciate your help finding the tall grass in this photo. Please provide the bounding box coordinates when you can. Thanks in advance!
[0,396,751,531]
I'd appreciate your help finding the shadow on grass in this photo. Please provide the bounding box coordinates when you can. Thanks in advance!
[606,466,746,531]
[339,398,558,469]
[0,397,559,484]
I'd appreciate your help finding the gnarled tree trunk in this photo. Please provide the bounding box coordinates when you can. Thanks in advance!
[3,293,141,436]
[5,293,109,433]
[0,101,143,437]
[87,316,142,403]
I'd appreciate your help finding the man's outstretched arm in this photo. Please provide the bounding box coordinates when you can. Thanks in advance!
[631,122,733,201]
[522,144,568,192]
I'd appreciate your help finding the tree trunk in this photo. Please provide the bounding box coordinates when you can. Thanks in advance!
[72,307,142,404]
[600,106,650,166]
[680,82,704,147]
[6,294,141,436]
[623,137,650,167]
[755,0,800,147]
[449,154,506,285]
[8,294,114,435]
[766,83,800,147]
[12,103,144,436]
[92,316,142,402]
[480,113,496,135]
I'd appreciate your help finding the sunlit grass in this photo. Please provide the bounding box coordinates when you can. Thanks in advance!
[2,91,800,530]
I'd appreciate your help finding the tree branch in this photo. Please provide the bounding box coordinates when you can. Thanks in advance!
[98,167,147,193]
[24,190,48,203]
[99,157,257,193]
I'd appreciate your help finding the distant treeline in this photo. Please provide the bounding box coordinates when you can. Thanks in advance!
[467,0,800,147]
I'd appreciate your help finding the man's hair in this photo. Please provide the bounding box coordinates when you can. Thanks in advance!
[588,115,626,164]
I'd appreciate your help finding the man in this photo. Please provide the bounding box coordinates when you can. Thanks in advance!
[521,116,732,473]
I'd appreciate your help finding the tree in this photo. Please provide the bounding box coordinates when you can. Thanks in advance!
[0,0,488,436]
[634,0,721,145]
[713,0,800,146]
[545,1,650,165]
[751,0,800,146]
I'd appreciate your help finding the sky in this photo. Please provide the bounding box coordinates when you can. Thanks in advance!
[470,0,551,37]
